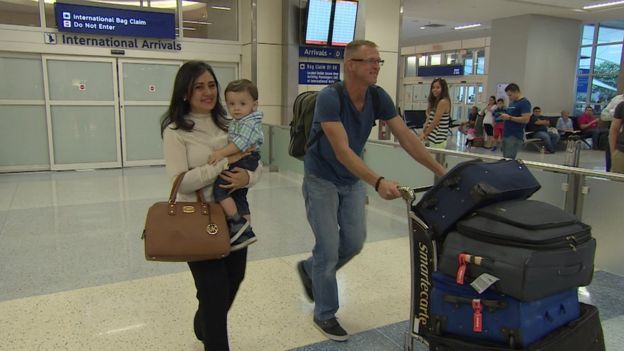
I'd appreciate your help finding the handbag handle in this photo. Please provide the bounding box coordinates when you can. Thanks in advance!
[167,172,210,216]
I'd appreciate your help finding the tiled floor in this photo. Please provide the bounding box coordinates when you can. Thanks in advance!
[0,160,622,350]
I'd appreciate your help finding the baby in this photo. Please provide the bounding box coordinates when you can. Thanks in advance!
[208,79,263,251]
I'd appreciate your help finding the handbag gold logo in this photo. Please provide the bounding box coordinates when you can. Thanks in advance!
[206,224,218,235]
[182,206,195,213]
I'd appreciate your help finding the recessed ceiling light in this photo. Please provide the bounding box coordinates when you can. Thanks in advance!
[419,26,426,29]
[211,6,231,10]
[583,0,624,10]
[454,23,482,30]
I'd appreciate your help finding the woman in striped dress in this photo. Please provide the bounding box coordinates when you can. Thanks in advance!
[421,78,451,149]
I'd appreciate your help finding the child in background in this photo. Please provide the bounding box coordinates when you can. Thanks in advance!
[208,79,264,250]
[491,98,506,152]
[465,127,476,151]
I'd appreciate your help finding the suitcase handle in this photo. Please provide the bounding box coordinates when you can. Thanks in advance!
[443,294,507,311]
[557,263,583,276]
[442,176,461,189]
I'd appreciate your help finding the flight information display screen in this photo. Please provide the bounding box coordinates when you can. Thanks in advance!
[305,0,332,45]
[330,0,358,46]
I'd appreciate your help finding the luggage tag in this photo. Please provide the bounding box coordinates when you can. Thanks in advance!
[470,273,500,294]
[456,253,486,284]
[472,299,483,333]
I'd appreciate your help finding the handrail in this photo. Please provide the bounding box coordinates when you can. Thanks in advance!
[366,139,624,183]
[263,123,624,182]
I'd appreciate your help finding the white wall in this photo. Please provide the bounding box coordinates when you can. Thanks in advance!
[487,14,582,115]
[524,15,581,115]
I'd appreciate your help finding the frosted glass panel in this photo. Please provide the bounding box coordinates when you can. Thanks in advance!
[0,57,44,100]
[524,168,566,208]
[47,60,114,101]
[212,66,237,94]
[0,106,49,166]
[124,106,167,161]
[260,124,270,165]
[582,177,624,275]
[272,126,304,174]
[51,106,117,164]
[122,63,179,101]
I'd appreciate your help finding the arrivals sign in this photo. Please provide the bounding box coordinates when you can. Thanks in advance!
[55,2,175,39]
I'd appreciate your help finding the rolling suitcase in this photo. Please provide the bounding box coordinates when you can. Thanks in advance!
[429,273,580,348]
[413,159,540,238]
[438,199,596,301]
[427,303,605,351]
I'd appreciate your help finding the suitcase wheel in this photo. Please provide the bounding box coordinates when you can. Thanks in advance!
[433,319,442,335]
[507,335,516,348]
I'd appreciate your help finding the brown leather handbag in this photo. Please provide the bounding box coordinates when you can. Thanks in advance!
[142,172,231,262]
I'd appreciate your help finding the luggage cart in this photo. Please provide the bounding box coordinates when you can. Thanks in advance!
[398,186,435,351]
[398,185,606,351]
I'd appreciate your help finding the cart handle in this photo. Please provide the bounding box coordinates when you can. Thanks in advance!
[398,185,433,203]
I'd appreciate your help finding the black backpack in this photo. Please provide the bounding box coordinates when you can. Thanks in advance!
[288,81,381,160]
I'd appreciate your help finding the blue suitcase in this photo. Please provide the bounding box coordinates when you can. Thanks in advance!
[413,159,540,239]
[430,273,580,348]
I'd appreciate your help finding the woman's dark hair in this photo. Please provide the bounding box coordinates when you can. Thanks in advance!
[160,61,228,137]
[489,95,496,104]
[427,78,451,111]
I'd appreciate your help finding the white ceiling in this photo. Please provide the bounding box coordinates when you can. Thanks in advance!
[401,0,624,46]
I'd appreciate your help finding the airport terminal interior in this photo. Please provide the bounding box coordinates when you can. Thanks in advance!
[1,137,624,351]
[2,0,624,350]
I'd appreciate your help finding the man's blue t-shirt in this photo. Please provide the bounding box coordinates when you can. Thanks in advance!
[304,82,397,186]
[503,97,531,139]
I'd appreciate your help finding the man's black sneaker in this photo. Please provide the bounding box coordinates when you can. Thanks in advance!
[230,230,257,251]
[313,317,349,342]
[297,261,314,302]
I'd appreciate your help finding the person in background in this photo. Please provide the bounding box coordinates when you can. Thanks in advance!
[208,79,264,250]
[467,105,479,127]
[500,83,531,159]
[609,101,624,173]
[578,106,609,150]
[161,61,262,351]
[526,106,560,154]
[421,78,452,149]
[297,40,446,342]
[481,96,496,148]
[556,110,575,136]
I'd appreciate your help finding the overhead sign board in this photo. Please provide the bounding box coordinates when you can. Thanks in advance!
[417,65,464,77]
[55,2,175,39]
[299,46,344,59]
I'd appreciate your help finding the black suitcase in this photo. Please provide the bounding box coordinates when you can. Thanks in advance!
[427,303,605,351]
[438,199,596,301]
[413,159,540,239]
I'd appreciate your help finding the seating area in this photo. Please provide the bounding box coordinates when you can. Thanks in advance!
[522,115,595,151]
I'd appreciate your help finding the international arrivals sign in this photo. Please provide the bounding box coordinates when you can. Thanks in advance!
[44,32,182,51]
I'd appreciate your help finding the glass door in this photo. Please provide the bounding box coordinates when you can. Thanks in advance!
[43,55,121,170]
[118,59,181,167]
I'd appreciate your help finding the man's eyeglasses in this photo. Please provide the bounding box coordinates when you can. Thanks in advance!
[351,58,384,66]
